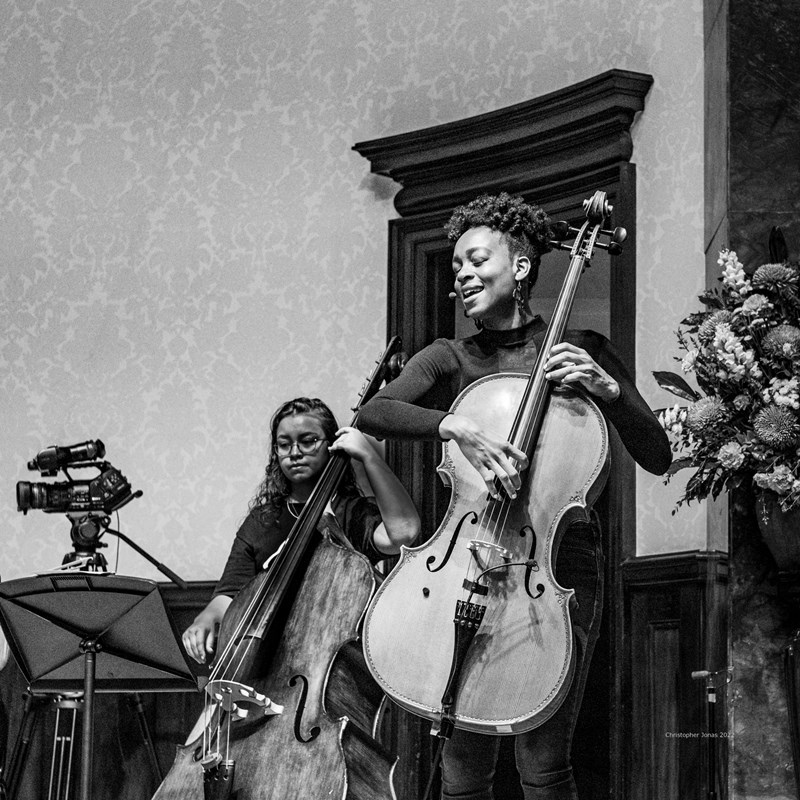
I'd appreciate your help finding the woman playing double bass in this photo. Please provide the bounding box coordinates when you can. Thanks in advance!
[183,396,420,665]
[358,193,672,800]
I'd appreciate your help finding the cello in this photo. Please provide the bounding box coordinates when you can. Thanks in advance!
[153,338,404,800]
[362,191,626,737]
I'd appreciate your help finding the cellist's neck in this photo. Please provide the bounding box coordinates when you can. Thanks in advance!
[481,306,534,332]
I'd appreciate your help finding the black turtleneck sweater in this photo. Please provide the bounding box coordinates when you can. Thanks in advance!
[358,317,671,476]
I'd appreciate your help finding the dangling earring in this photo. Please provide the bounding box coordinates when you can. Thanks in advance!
[513,280,526,317]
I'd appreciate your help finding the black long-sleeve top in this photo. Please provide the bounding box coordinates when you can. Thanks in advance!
[358,317,671,476]
[212,494,382,599]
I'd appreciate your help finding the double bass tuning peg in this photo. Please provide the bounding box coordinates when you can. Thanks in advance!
[387,352,407,382]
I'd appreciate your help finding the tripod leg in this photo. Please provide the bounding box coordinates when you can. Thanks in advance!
[49,698,80,800]
[0,688,8,800]
[129,694,163,784]
[63,702,79,800]
[5,692,47,800]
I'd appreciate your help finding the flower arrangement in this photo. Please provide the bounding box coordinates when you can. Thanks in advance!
[656,230,800,511]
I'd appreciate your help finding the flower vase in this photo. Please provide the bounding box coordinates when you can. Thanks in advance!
[755,492,800,591]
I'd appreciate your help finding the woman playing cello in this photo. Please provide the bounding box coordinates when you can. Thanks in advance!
[358,193,672,800]
[183,396,420,665]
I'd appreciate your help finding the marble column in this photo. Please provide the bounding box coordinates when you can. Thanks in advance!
[706,0,800,795]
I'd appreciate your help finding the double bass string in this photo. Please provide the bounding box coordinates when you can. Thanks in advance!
[201,448,349,723]
[194,462,343,763]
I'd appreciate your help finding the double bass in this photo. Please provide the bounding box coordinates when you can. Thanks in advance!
[362,192,626,736]
[153,339,404,800]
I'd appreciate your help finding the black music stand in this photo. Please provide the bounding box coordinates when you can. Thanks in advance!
[0,573,197,800]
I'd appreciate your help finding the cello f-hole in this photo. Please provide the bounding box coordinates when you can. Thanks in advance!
[427,511,478,573]
[520,524,542,599]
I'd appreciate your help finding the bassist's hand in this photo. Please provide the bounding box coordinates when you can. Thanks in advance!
[439,414,528,500]
[182,595,232,664]
[183,616,218,665]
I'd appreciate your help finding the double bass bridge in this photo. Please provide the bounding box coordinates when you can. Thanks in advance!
[205,679,284,721]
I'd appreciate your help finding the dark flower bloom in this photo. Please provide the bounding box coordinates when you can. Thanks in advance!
[752,263,797,286]
[685,397,729,433]
[698,310,733,343]
[762,324,800,357]
[753,406,800,449]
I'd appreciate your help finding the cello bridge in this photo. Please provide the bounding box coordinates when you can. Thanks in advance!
[468,540,511,572]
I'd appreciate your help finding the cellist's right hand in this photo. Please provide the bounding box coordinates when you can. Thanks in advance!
[439,414,528,500]
[182,595,232,664]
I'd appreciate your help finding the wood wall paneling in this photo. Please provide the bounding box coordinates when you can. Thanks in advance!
[622,551,728,799]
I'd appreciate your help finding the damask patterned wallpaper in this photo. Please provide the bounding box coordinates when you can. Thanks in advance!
[0,0,704,582]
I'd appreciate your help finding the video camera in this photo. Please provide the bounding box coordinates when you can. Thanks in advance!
[16,439,137,516]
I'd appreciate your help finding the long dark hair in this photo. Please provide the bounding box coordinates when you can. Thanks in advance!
[249,397,359,516]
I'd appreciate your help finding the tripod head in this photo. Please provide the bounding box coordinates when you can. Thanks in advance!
[62,512,113,572]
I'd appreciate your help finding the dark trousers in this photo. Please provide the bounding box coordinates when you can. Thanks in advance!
[440,522,604,800]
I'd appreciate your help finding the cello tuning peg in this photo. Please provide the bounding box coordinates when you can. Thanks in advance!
[550,221,571,241]
[601,227,627,244]
[594,240,624,256]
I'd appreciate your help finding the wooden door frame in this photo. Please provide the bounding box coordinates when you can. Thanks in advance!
[354,68,653,800]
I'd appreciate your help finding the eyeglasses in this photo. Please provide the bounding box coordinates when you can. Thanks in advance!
[274,437,328,457]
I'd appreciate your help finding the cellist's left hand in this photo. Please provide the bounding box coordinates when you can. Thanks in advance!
[544,343,620,402]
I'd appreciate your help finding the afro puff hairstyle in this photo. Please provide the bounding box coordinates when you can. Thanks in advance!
[444,192,553,290]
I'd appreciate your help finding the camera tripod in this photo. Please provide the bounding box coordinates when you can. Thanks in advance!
[0,513,196,800]
[2,688,165,800]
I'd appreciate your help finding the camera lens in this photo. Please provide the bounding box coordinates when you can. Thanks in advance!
[15,481,83,513]
[16,481,31,512]
[16,481,51,513]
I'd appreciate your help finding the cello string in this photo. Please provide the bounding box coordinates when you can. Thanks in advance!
[476,293,575,593]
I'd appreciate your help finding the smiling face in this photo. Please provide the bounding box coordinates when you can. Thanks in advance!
[451,226,531,330]
[274,413,330,498]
